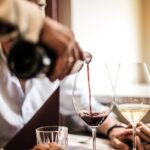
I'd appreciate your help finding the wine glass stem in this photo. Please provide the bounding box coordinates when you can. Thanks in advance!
[91,127,96,150]
[132,124,136,150]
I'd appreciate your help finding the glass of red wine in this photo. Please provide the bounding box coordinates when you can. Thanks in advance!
[72,62,114,150]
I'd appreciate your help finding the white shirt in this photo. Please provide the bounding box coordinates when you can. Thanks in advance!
[0,46,115,147]
[0,46,59,147]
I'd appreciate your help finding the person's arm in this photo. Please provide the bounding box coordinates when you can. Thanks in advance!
[97,117,144,150]
[97,116,126,136]
[0,0,86,81]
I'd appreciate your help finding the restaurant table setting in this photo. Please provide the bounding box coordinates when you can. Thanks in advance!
[35,63,150,150]
[34,125,116,150]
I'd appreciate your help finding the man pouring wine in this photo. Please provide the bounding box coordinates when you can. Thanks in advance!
[0,0,149,150]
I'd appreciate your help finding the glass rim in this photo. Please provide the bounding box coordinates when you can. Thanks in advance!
[36,126,68,133]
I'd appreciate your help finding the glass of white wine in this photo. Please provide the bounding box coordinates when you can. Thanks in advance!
[115,62,150,150]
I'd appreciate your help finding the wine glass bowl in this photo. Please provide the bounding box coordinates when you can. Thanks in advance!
[115,63,150,150]
[72,63,114,150]
[116,97,150,126]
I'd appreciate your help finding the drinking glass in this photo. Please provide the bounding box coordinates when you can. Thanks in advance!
[36,126,68,150]
[72,63,114,150]
[115,63,150,150]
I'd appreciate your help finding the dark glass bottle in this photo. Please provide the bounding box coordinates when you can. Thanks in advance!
[7,37,56,79]
[0,20,18,40]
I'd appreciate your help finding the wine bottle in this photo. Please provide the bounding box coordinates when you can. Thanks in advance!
[7,37,56,79]
[7,37,92,80]
[0,20,18,40]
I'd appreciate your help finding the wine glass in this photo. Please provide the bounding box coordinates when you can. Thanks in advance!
[72,62,114,150]
[114,62,150,150]
[36,126,68,150]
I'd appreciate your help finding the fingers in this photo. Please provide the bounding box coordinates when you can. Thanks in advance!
[110,137,130,150]
[49,39,75,80]
[61,42,84,77]
[135,135,144,150]
[50,42,84,81]
[109,128,132,150]
[127,123,132,128]
[118,129,133,140]
[109,126,145,150]
[144,144,150,150]
[136,122,150,143]
[49,55,67,81]
[32,144,50,150]
[57,46,76,80]
[125,127,144,150]
[40,17,74,55]
[147,123,150,128]
[119,134,144,150]
[137,130,150,143]
[74,42,84,61]
[140,122,150,135]
[40,17,86,81]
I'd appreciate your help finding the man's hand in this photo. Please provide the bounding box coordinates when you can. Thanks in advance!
[32,144,49,150]
[109,126,144,150]
[40,17,85,81]
[32,143,63,150]
[136,122,150,150]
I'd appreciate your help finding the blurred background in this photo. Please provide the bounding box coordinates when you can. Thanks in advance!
[58,0,150,124]
[59,0,150,63]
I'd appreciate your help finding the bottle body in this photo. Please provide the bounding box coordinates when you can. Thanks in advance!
[7,38,56,79]
[7,38,92,80]
[0,20,18,41]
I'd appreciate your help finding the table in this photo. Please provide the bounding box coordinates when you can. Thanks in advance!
[68,134,116,150]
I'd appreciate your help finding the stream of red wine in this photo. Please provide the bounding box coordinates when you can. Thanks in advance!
[82,63,109,127]
[87,63,92,114]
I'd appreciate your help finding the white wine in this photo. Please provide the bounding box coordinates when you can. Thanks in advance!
[118,104,150,124]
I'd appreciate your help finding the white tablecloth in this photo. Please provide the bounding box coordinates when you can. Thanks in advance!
[68,134,116,150]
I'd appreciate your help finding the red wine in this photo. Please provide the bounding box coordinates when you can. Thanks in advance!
[79,111,109,127]
[87,64,92,114]
[83,61,109,127]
